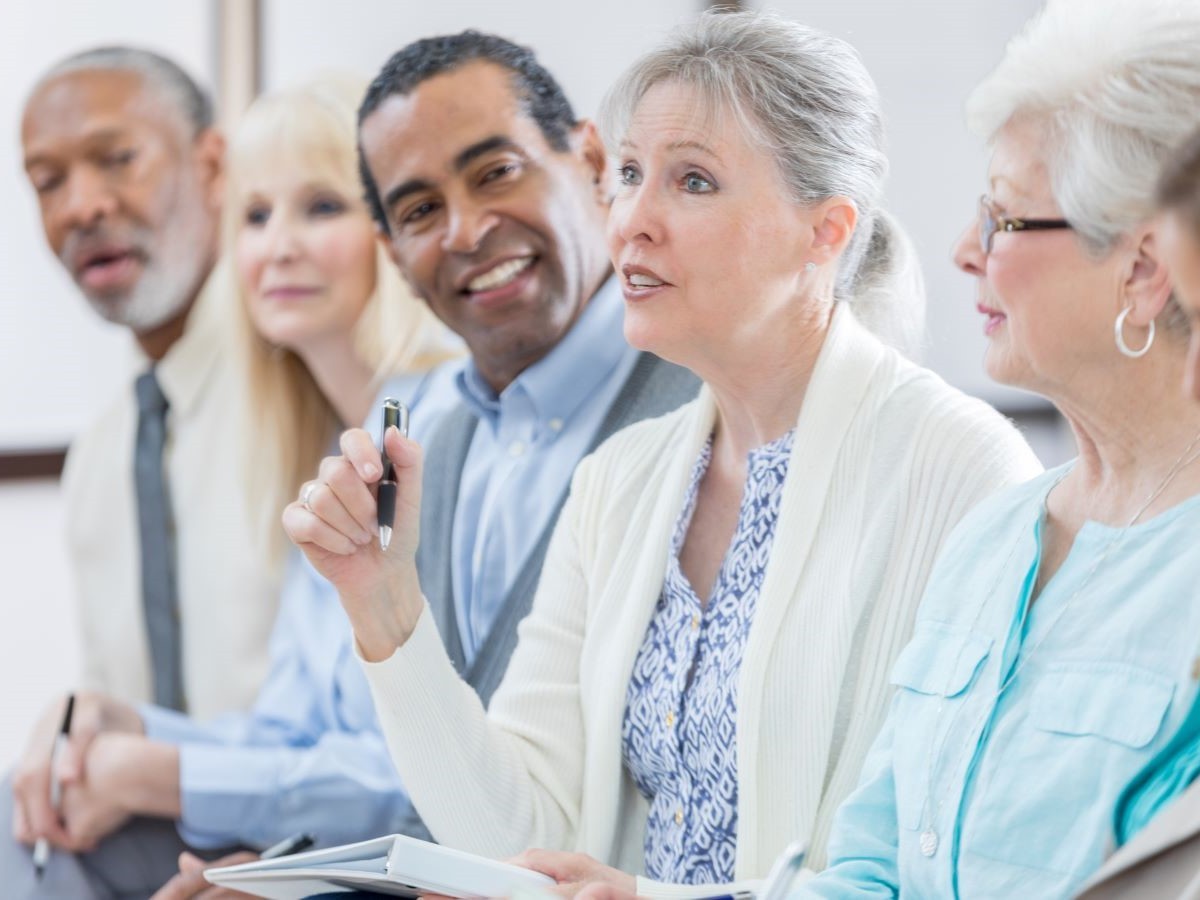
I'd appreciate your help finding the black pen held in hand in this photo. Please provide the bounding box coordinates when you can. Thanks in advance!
[377,398,409,552]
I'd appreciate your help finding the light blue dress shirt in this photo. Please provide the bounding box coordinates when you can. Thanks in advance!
[139,368,461,850]
[801,464,1200,899]
[141,557,409,850]
[450,276,638,663]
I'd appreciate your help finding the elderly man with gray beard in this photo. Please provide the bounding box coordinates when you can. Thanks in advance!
[3,46,280,896]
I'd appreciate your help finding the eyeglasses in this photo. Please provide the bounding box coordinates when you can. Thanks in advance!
[978,195,1072,255]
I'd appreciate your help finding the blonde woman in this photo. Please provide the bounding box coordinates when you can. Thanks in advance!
[230,75,461,560]
[1,76,460,896]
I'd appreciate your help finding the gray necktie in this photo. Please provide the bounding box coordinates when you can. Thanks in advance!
[134,370,185,711]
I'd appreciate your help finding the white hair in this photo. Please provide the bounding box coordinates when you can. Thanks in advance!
[35,45,213,138]
[599,10,926,358]
[968,0,1200,265]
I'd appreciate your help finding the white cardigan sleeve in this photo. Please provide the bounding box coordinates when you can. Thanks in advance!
[359,456,597,859]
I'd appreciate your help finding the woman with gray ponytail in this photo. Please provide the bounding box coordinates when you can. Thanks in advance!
[299,11,1038,897]
[598,10,927,358]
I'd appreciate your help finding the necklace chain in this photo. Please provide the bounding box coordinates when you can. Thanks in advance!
[917,430,1200,858]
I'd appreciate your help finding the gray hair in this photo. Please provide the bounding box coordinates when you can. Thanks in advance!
[34,46,213,138]
[968,0,1200,334]
[599,10,926,357]
[1158,125,1200,235]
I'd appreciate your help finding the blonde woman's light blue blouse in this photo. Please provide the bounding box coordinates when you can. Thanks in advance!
[800,465,1200,899]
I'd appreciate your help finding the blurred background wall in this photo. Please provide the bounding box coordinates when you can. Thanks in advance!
[0,0,1067,767]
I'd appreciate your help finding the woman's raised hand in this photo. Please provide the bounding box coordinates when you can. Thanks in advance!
[282,426,425,661]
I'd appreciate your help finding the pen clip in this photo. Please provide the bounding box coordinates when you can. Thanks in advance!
[381,398,409,443]
[377,400,408,553]
[60,693,75,736]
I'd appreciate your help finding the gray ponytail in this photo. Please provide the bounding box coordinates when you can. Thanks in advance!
[849,210,926,358]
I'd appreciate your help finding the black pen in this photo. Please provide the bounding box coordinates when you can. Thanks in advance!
[33,693,75,879]
[260,831,316,860]
[377,398,409,552]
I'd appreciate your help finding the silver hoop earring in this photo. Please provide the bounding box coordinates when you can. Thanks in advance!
[1114,306,1155,359]
[805,262,817,273]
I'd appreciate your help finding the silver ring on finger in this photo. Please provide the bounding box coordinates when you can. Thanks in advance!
[301,481,322,514]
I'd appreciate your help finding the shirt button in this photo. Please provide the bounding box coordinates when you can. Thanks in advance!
[548,418,564,432]
[690,613,700,630]
[674,809,684,825]
[665,711,675,727]
[508,440,526,457]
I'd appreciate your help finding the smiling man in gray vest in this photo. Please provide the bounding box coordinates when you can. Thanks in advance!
[342,30,700,711]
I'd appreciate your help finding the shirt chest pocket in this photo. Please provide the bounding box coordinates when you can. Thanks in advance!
[963,661,1176,875]
[1028,662,1174,747]
[889,622,994,832]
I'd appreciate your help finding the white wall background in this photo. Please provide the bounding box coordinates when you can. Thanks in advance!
[1,0,1071,771]
[261,0,705,120]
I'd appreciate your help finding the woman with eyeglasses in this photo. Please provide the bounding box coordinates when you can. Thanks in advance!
[794,1,1200,897]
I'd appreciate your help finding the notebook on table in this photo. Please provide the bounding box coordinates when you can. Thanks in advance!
[204,833,555,899]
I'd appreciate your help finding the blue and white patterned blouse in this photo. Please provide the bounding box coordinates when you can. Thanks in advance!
[622,428,795,884]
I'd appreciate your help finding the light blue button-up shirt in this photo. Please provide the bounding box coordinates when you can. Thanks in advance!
[141,556,409,850]
[802,465,1200,899]
[139,368,461,850]
[450,276,638,663]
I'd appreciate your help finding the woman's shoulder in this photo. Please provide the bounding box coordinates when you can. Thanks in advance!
[875,349,994,421]
[904,465,1064,629]
[868,350,1037,462]
[565,396,706,511]
[826,341,1044,529]
[587,395,704,468]
[940,464,1067,556]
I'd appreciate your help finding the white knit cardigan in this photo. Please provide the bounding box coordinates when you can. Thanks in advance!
[361,306,1043,894]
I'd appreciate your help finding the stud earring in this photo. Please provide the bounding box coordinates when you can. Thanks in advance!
[805,262,817,273]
